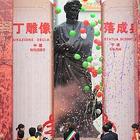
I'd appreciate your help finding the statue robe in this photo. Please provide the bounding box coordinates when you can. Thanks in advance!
[54,21,100,137]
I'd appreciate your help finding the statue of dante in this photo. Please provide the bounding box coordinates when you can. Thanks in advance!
[54,0,101,137]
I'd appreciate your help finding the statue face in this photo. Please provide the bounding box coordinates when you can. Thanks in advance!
[66,2,80,20]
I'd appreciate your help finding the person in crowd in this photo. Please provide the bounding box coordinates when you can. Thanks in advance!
[131,123,140,140]
[16,124,25,139]
[35,125,43,139]
[16,130,25,140]
[101,124,116,140]
[63,124,79,140]
[27,127,38,140]
[16,124,25,131]
[35,124,48,140]
[106,121,118,140]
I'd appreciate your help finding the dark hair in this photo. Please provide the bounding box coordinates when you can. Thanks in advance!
[69,124,76,131]
[64,0,82,13]
[29,127,36,136]
[37,125,43,132]
[131,123,139,129]
[102,124,109,132]
[17,130,24,139]
[106,121,113,129]
[16,124,25,131]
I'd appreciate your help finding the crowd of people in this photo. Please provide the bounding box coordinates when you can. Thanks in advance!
[16,124,48,140]
[0,121,140,140]
[63,122,140,140]
[62,121,118,140]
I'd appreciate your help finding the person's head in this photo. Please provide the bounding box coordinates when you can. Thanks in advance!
[16,124,25,131]
[29,127,36,137]
[106,121,113,130]
[64,0,82,20]
[69,124,76,131]
[17,130,24,139]
[131,123,139,131]
[102,124,109,133]
[37,125,43,133]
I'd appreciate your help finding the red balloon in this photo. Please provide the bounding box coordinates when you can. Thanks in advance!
[80,28,86,33]
[95,85,100,90]
[94,39,99,44]
[94,39,102,46]
[97,91,103,97]
[83,0,88,2]
[97,41,102,46]
[52,2,57,7]
[83,20,90,26]
[92,69,97,77]
[87,67,93,73]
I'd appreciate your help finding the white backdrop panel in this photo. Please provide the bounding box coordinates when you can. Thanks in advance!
[13,0,53,138]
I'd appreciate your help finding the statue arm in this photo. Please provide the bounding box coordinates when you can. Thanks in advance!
[54,27,79,53]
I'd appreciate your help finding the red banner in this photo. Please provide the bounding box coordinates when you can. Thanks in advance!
[134,0,140,122]
[0,0,13,139]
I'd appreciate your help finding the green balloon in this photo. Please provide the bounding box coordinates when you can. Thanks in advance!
[74,53,81,60]
[83,85,91,92]
[69,30,77,37]
[80,6,86,12]
[96,46,101,50]
[82,61,88,69]
[94,30,100,36]
[98,19,101,24]
[55,7,61,14]
[99,57,103,62]
[97,67,102,74]
[90,21,96,27]
[90,13,96,18]
[87,56,93,62]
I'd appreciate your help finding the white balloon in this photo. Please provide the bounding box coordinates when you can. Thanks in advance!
[81,33,87,39]
[96,109,101,115]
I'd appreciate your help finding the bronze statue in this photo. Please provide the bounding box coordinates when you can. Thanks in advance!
[54,0,101,137]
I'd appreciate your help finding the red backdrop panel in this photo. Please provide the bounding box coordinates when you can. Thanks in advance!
[0,0,13,139]
[134,0,140,123]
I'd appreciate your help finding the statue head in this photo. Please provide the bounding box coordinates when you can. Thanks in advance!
[64,0,82,21]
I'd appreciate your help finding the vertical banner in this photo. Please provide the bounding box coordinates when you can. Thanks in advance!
[134,0,140,122]
[0,0,13,139]
[103,0,135,140]
[13,0,53,139]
